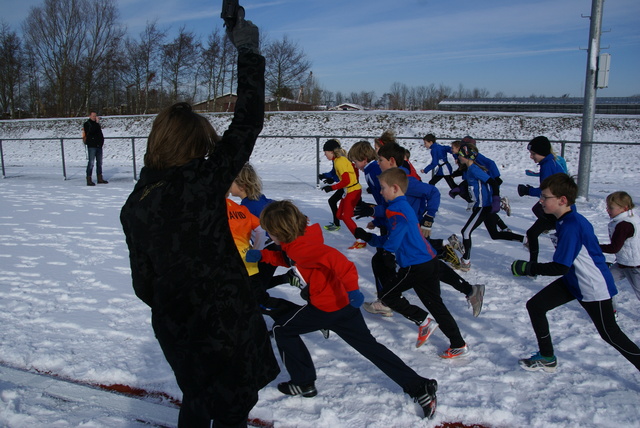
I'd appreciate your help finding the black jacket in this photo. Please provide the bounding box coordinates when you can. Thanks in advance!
[83,119,104,148]
[120,52,278,421]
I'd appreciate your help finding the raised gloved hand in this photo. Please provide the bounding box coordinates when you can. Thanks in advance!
[354,227,373,242]
[348,289,365,308]
[511,260,533,276]
[449,187,461,199]
[517,184,532,197]
[354,203,375,219]
[491,195,501,213]
[525,169,539,177]
[245,249,262,262]
[321,185,333,193]
[225,7,260,54]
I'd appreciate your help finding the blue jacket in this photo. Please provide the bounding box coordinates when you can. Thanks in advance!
[368,196,438,268]
[422,143,453,176]
[474,153,500,180]
[373,174,440,223]
[553,209,617,301]
[528,154,566,197]
[364,161,384,206]
[465,163,493,208]
[241,194,274,218]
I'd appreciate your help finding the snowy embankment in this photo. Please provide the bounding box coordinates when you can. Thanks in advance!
[0,111,639,428]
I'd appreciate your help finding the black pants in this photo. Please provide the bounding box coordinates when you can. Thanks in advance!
[272,304,427,396]
[429,174,457,190]
[526,203,557,263]
[461,206,523,260]
[526,277,640,371]
[328,188,345,225]
[379,259,466,349]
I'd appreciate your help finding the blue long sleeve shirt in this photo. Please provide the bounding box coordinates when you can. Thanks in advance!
[367,196,438,268]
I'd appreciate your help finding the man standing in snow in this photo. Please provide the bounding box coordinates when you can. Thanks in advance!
[83,111,107,186]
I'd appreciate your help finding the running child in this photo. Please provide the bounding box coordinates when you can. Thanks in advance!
[511,173,640,372]
[320,139,365,249]
[421,133,456,190]
[250,200,439,419]
[517,136,567,263]
[454,144,524,271]
[600,191,640,302]
[355,168,469,357]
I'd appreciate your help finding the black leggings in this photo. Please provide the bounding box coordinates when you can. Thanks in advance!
[526,278,640,370]
[328,188,345,225]
[461,206,524,260]
[526,203,557,263]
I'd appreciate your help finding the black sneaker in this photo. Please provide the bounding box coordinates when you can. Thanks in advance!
[277,381,318,398]
[412,379,438,419]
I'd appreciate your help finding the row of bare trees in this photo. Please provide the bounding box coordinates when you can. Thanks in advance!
[0,0,316,118]
[0,0,523,118]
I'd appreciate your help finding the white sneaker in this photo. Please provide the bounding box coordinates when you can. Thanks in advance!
[500,196,511,216]
[447,234,465,255]
[460,259,471,272]
[467,284,485,317]
[439,345,471,359]
[363,299,394,317]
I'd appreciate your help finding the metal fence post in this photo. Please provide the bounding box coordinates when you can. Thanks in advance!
[315,136,320,186]
[60,138,67,180]
[0,139,5,178]
[131,137,138,181]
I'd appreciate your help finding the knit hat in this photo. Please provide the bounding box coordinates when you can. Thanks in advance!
[461,136,476,145]
[323,139,341,152]
[457,144,478,161]
[527,136,551,157]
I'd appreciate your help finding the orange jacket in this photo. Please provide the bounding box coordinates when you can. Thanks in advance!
[259,223,359,312]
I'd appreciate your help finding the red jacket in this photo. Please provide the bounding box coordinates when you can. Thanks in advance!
[260,223,359,312]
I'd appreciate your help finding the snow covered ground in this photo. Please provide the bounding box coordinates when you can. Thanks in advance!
[0,111,639,427]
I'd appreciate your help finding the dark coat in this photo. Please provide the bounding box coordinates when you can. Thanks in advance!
[83,119,104,148]
[120,52,279,422]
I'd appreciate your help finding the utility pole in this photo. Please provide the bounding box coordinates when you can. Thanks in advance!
[577,0,605,200]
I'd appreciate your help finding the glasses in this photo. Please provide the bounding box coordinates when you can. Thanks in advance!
[539,194,558,201]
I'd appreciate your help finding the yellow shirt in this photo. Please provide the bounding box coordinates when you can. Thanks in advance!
[333,156,361,193]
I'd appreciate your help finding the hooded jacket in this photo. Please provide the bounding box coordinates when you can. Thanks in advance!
[120,52,278,419]
[260,223,359,312]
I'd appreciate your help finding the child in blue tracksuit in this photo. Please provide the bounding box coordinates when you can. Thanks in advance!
[421,134,456,190]
[517,136,567,263]
[455,145,524,271]
[511,173,640,373]
[355,168,469,359]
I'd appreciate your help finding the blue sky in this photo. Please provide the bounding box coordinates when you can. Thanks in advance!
[3,0,639,98]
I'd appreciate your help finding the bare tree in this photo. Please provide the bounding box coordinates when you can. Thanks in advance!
[263,35,311,110]
[199,29,224,110]
[22,0,125,116]
[123,21,166,114]
[0,23,24,117]
[162,26,200,103]
[79,0,125,115]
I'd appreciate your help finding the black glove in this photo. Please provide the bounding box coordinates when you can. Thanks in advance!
[318,173,334,184]
[422,215,434,229]
[321,185,333,193]
[226,7,260,54]
[354,203,375,219]
[449,187,461,199]
[511,260,533,276]
[517,184,532,197]
[354,227,373,242]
